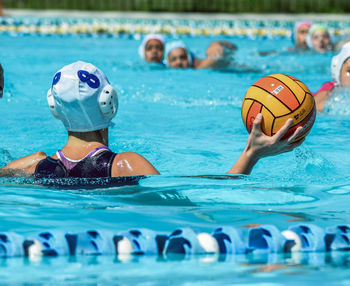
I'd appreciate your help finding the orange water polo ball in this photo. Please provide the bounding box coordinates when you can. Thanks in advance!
[241,74,316,141]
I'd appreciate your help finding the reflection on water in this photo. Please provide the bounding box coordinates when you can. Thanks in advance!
[0,251,350,284]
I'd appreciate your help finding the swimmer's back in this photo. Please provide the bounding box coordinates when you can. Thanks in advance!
[35,148,117,178]
[1,149,159,178]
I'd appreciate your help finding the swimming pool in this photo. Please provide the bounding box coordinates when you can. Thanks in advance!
[1,16,350,284]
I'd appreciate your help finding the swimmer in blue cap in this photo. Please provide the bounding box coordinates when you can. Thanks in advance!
[0,64,3,98]
[138,34,165,64]
[0,61,303,177]
[165,40,237,69]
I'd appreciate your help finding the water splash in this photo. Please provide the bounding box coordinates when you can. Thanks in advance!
[294,146,337,180]
[0,148,14,167]
[323,87,350,116]
[294,145,335,178]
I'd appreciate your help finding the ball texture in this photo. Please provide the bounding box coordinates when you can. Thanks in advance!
[241,74,316,141]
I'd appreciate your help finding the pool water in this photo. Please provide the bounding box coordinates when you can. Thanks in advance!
[1,28,350,285]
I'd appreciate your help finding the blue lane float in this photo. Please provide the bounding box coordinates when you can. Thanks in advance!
[247,224,289,254]
[288,224,326,252]
[212,226,246,254]
[1,224,350,259]
[325,225,350,251]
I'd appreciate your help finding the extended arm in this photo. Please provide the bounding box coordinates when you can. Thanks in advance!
[228,114,304,175]
[195,41,237,69]
[0,151,47,177]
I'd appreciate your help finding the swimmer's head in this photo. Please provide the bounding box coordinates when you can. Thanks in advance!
[332,42,350,86]
[47,61,118,132]
[306,25,332,53]
[165,41,193,69]
[0,64,3,98]
[138,34,165,64]
[292,21,311,48]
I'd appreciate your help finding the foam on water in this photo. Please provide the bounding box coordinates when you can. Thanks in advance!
[323,87,350,115]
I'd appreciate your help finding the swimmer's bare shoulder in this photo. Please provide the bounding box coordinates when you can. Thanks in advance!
[0,151,47,177]
[112,152,160,176]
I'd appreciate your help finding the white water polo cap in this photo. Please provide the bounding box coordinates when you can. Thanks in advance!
[138,33,165,60]
[47,61,118,132]
[164,40,193,67]
[331,42,350,85]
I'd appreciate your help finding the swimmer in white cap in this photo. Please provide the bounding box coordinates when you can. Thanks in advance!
[138,34,165,64]
[0,61,303,178]
[0,64,3,98]
[314,42,350,111]
[0,61,159,178]
[306,25,334,53]
[165,40,237,69]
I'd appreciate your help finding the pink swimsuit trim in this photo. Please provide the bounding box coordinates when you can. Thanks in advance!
[56,146,110,171]
[313,81,336,96]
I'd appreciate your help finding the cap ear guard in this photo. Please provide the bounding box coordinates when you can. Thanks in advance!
[47,85,118,122]
[47,88,60,119]
[98,84,118,120]
[331,55,339,84]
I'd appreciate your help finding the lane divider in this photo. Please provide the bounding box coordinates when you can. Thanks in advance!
[1,17,349,36]
[1,224,349,259]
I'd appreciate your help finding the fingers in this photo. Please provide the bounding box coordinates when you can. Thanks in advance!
[251,115,306,151]
[293,137,305,148]
[274,118,293,140]
[284,137,305,153]
[251,113,263,134]
[287,126,303,143]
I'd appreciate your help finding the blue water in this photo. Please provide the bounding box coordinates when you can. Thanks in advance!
[0,29,350,284]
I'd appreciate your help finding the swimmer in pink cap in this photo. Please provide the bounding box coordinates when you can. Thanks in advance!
[0,61,303,178]
[261,21,310,55]
[291,21,311,51]
[138,34,165,64]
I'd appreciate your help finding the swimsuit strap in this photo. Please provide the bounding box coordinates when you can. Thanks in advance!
[85,146,110,157]
[56,146,111,171]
